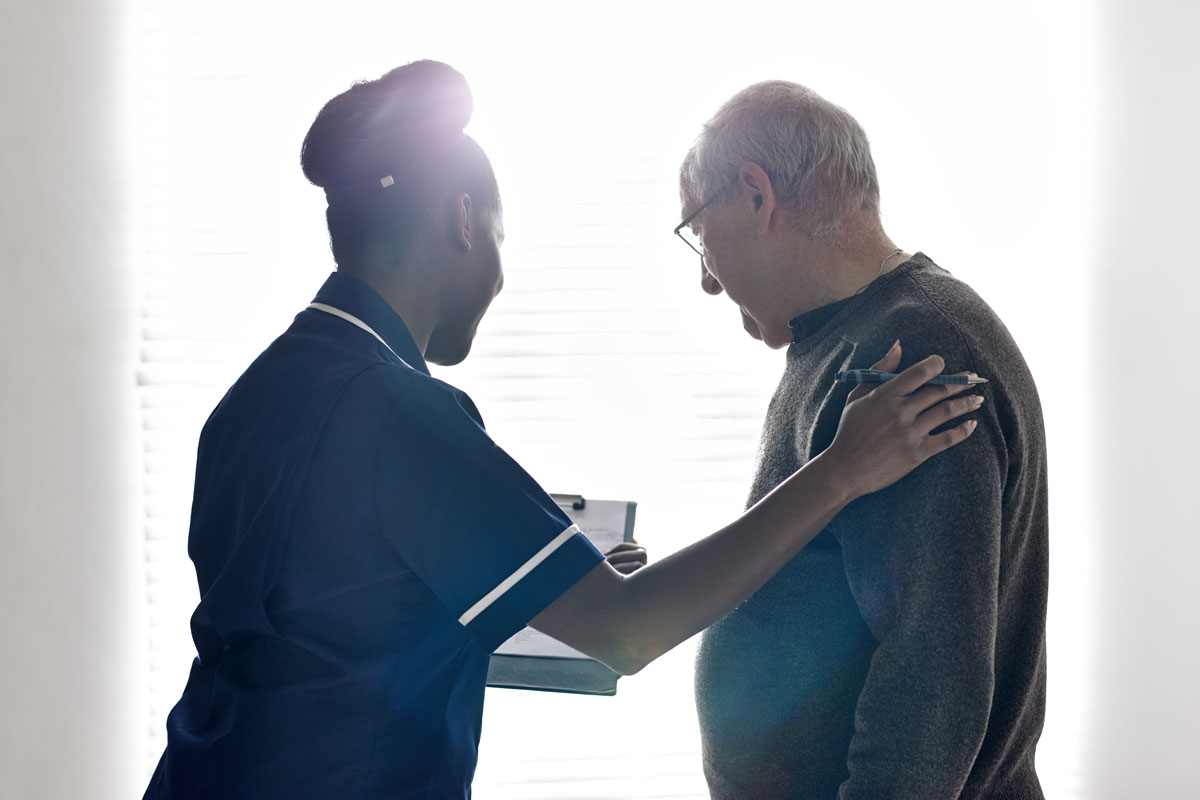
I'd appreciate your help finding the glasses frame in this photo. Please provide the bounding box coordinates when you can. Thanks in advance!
[673,193,718,261]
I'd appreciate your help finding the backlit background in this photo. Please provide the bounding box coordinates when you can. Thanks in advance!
[1,1,1195,797]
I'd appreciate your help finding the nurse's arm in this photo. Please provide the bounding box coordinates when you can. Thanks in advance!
[530,352,981,676]
[530,445,853,675]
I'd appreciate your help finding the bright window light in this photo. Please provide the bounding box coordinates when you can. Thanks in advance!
[132,2,1096,797]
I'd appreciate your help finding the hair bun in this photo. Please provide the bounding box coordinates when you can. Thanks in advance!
[373,60,473,134]
[301,60,475,191]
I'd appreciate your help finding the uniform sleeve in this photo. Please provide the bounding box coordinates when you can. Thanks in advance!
[831,361,1004,800]
[369,372,604,652]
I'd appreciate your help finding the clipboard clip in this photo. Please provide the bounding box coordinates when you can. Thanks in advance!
[551,493,586,511]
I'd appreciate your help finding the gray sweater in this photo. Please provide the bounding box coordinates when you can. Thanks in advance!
[695,253,1047,800]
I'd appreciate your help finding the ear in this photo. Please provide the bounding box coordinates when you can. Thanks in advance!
[736,162,777,236]
[453,192,473,252]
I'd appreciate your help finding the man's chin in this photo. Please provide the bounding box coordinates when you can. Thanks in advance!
[741,312,769,343]
[742,313,791,349]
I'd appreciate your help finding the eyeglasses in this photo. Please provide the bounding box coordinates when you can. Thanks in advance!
[673,193,718,262]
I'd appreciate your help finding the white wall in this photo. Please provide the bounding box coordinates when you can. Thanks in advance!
[1083,2,1200,796]
[0,1,144,798]
[0,1,1197,798]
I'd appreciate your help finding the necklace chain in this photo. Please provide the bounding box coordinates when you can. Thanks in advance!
[854,247,903,296]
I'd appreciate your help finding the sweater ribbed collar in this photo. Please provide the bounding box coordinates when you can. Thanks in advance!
[788,252,935,349]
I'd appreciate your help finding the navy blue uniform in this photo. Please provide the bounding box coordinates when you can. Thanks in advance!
[145,272,603,799]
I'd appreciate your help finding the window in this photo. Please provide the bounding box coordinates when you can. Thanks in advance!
[134,3,1094,796]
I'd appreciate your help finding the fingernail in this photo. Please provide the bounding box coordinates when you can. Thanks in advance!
[967,420,978,430]
[972,395,984,405]
[890,339,900,353]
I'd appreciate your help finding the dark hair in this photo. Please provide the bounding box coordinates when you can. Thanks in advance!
[300,60,500,266]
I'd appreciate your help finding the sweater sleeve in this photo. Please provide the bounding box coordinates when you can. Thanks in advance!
[831,362,1005,799]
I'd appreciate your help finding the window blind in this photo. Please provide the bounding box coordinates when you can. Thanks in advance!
[131,3,1094,797]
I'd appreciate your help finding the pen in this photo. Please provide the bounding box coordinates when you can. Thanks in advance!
[835,369,989,387]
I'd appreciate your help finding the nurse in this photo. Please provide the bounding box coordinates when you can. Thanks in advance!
[144,60,981,799]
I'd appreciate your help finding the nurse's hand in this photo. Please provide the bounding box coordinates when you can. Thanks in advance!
[822,340,982,500]
[604,541,647,575]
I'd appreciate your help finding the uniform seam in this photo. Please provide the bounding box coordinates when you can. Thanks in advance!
[265,362,399,607]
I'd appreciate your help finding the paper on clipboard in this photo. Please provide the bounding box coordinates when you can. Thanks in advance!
[487,495,637,694]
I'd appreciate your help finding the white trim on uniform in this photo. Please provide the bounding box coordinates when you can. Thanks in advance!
[458,524,583,626]
[307,302,416,371]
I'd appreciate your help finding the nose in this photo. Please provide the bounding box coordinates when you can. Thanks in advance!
[700,260,724,296]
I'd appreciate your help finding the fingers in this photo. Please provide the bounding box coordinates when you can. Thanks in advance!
[905,372,973,414]
[825,352,985,497]
[879,353,946,397]
[922,417,979,459]
[848,340,902,403]
[605,542,648,575]
[606,551,647,574]
[915,391,985,434]
[873,339,902,372]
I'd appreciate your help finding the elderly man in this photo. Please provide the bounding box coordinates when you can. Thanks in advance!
[678,81,1048,799]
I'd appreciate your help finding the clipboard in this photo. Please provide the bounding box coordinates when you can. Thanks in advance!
[485,494,637,696]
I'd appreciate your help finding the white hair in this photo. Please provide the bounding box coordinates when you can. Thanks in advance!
[680,81,881,239]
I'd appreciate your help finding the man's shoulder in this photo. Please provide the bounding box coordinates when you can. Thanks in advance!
[855,255,1023,371]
